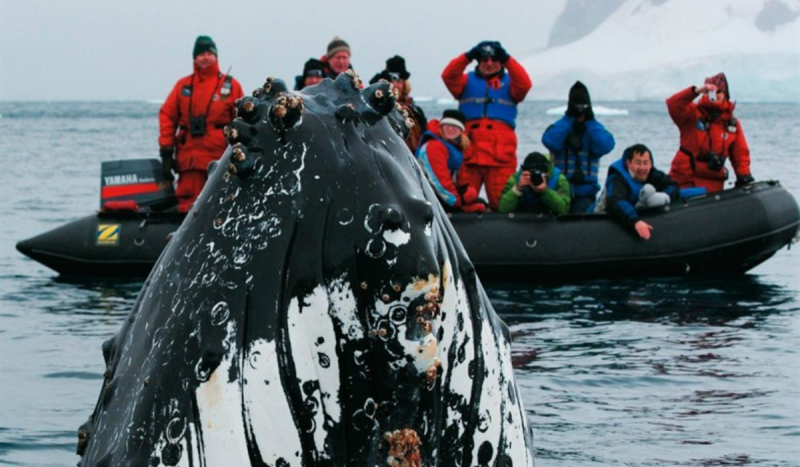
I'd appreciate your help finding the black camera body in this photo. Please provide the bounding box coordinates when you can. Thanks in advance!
[707,152,725,171]
[189,115,207,137]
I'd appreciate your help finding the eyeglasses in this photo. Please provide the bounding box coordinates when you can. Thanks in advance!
[479,56,498,63]
[305,69,323,78]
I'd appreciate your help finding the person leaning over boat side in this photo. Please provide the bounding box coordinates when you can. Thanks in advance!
[159,35,244,213]
[497,152,570,215]
[541,81,615,214]
[294,58,326,90]
[442,40,532,211]
[321,36,353,79]
[600,144,679,240]
[415,109,487,213]
[667,73,753,193]
[369,55,428,153]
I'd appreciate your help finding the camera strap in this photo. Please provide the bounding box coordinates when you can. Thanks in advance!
[188,72,224,121]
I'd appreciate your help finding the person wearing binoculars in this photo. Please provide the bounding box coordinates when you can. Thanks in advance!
[442,40,532,212]
[666,72,753,193]
[370,55,427,153]
[542,81,616,214]
[599,144,679,240]
[497,152,571,216]
[158,35,244,212]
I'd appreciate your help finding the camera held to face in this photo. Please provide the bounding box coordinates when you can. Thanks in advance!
[530,169,546,187]
[189,115,207,137]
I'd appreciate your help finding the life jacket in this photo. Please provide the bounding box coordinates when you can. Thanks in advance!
[606,157,644,205]
[679,115,738,172]
[459,72,518,128]
[417,131,464,175]
[519,167,562,212]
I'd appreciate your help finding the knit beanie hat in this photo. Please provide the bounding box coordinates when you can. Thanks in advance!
[303,58,326,77]
[521,152,550,172]
[326,36,351,58]
[441,109,466,131]
[567,81,591,116]
[193,35,217,58]
[705,72,729,98]
[385,55,410,80]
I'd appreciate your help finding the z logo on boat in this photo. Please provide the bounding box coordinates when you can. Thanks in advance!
[96,224,120,246]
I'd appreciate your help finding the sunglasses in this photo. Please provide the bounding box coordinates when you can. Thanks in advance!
[479,56,499,63]
[305,69,324,78]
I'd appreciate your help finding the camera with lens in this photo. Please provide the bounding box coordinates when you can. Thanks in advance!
[707,152,725,171]
[530,169,546,187]
[189,115,207,137]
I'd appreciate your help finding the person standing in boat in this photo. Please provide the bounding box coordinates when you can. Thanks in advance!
[415,109,487,213]
[599,144,678,240]
[541,81,615,214]
[158,35,244,213]
[667,73,753,193]
[294,58,326,90]
[442,40,532,211]
[321,36,353,79]
[369,55,427,153]
[497,151,571,215]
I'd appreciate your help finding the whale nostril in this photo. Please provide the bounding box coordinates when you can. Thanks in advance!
[383,209,404,229]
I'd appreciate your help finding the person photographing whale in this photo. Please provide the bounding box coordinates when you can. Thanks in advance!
[497,151,571,215]
[158,35,244,212]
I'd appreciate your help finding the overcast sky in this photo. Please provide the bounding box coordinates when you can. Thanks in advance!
[0,0,567,101]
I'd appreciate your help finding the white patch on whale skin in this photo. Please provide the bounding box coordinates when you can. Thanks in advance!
[443,276,477,440]
[497,331,535,464]
[194,321,251,465]
[382,227,411,246]
[286,285,343,455]
[328,277,364,342]
[243,338,303,464]
[469,301,505,466]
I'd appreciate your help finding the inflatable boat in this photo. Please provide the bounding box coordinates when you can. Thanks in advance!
[16,181,799,281]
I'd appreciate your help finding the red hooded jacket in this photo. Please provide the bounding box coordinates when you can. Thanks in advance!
[159,62,244,172]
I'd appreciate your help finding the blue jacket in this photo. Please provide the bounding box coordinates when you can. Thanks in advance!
[459,72,518,128]
[605,156,678,230]
[542,115,615,198]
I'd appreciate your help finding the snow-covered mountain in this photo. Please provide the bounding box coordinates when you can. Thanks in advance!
[521,0,800,102]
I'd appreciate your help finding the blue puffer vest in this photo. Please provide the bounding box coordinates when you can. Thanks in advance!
[459,72,518,128]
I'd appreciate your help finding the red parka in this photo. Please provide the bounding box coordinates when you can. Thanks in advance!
[667,86,751,193]
[441,54,532,167]
[158,62,244,172]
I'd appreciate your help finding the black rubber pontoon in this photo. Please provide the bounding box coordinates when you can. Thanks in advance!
[17,181,800,281]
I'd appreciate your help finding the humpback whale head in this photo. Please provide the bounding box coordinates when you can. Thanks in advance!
[77,72,534,466]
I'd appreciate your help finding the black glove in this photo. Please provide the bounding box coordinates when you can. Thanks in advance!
[160,146,176,182]
[735,174,755,187]
[491,41,510,63]
[584,107,595,121]
[466,41,491,61]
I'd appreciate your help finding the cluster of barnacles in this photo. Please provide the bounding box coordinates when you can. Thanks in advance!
[384,429,422,467]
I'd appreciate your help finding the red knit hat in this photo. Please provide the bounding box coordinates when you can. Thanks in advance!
[705,73,729,98]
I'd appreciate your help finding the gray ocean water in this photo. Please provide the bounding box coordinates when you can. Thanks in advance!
[0,99,798,466]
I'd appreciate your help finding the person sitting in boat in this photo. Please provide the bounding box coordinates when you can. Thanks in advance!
[542,81,615,214]
[497,152,571,215]
[600,143,678,240]
[321,36,353,79]
[369,55,427,153]
[159,35,244,213]
[294,58,326,90]
[667,72,753,193]
[442,40,532,211]
[415,109,487,213]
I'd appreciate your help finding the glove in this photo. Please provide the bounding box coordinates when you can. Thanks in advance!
[160,146,176,182]
[735,174,755,187]
[466,41,492,61]
[490,41,510,63]
[458,185,479,204]
[584,106,595,121]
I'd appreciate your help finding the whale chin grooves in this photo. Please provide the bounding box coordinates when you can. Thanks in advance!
[77,71,534,466]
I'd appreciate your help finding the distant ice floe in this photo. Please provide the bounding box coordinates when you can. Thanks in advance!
[545,105,628,116]
[146,99,164,105]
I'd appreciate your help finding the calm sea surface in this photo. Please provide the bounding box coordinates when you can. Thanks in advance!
[1,99,798,466]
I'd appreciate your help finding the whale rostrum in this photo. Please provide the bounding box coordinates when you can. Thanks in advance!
[77,72,535,466]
